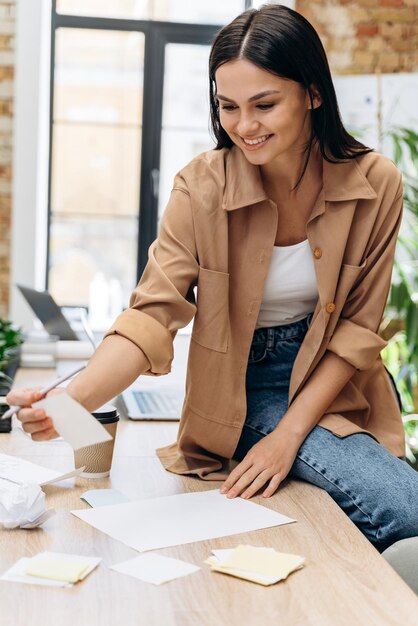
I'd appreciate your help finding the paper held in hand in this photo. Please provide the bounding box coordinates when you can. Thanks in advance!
[34,392,112,450]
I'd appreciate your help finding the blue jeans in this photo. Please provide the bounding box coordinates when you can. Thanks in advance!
[234,315,418,552]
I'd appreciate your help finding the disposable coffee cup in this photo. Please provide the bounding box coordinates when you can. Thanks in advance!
[74,405,119,478]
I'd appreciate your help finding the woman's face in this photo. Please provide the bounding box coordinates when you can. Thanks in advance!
[215,59,319,167]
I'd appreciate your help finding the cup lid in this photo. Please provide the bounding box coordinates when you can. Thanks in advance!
[92,404,118,419]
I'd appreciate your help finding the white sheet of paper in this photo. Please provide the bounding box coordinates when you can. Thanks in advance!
[71,489,295,552]
[110,553,200,585]
[34,392,112,451]
[0,552,101,588]
[0,453,83,486]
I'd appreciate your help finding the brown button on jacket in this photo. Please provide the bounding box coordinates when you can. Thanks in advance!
[106,146,404,479]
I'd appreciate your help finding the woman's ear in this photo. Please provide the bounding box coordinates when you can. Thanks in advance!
[308,84,322,110]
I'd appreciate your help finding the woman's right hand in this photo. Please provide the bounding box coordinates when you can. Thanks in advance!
[5,387,62,441]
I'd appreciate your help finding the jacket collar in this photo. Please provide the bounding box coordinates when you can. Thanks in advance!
[222,146,377,211]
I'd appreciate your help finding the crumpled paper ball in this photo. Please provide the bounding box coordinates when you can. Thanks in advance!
[0,480,55,529]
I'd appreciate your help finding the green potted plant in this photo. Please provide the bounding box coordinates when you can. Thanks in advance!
[380,128,418,467]
[0,319,24,376]
[0,319,23,432]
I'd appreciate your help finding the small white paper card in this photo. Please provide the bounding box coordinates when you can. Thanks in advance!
[0,552,101,588]
[72,489,295,552]
[34,392,112,451]
[0,453,84,486]
[110,553,200,585]
[81,489,130,508]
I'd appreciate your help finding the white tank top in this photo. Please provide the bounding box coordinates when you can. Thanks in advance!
[255,239,319,329]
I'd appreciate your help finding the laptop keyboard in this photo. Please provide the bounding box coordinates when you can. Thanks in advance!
[132,390,182,416]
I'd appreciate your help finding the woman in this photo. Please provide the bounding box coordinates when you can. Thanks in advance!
[8,5,418,552]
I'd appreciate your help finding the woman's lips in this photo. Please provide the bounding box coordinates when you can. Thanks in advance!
[240,134,273,150]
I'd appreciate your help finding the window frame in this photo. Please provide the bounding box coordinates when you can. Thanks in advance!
[47,4,226,294]
[10,0,251,326]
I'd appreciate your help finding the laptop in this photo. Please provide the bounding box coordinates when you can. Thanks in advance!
[17,284,79,340]
[120,387,184,421]
[119,331,190,421]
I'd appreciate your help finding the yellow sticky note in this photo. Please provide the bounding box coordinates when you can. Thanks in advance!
[210,564,278,586]
[26,558,89,583]
[217,545,304,582]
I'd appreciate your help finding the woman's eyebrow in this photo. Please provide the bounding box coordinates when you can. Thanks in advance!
[216,90,281,103]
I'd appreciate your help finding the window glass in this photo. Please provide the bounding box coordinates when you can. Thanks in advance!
[159,43,214,219]
[49,28,144,322]
[153,0,246,24]
[56,0,246,24]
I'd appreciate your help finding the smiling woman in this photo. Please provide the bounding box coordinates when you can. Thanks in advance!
[209,7,372,187]
[216,62,315,161]
[8,4,418,554]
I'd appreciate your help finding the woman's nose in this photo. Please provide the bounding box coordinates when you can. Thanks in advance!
[236,114,259,136]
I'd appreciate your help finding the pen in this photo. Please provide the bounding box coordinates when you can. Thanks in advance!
[0,363,86,420]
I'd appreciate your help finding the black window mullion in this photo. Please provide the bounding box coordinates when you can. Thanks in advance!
[137,27,165,279]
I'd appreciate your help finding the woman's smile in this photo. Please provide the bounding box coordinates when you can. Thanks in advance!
[240,134,274,149]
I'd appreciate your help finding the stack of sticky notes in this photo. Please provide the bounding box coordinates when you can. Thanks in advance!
[1,552,101,588]
[27,554,92,583]
[205,545,305,586]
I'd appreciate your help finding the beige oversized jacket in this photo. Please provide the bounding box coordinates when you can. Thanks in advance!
[106,146,404,479]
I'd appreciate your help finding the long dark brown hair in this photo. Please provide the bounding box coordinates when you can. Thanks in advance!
[209,4,372,176]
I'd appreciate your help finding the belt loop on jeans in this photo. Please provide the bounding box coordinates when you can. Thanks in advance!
[267,328,275,349]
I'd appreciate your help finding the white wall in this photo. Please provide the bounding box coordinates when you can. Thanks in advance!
[252,0,296,8]
[334,72,418,155]
[10,0,51,328]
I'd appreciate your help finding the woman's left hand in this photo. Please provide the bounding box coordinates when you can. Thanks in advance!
[220,428,302,499]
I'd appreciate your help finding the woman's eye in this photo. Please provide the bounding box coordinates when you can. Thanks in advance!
[219,103,274,111]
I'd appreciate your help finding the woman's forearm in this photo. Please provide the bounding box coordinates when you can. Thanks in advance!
[277,350,356,441]
[66,334,151,412]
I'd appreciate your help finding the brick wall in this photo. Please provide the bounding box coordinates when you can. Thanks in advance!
[0,0,15,318]
[296,0,418,74]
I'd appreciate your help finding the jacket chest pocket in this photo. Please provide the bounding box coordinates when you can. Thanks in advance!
[191,267,230,353]
[324,261,366,337]
[338,260,366,300]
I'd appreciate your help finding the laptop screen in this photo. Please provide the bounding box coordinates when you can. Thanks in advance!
[16,285,79,341]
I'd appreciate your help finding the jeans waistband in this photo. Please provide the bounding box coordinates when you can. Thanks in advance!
[252,313,313,345]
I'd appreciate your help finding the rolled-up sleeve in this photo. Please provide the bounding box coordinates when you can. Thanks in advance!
[105,175,199,375]
[327,180,403,370]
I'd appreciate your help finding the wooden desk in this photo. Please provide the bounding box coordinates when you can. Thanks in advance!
[1,368,418,626]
